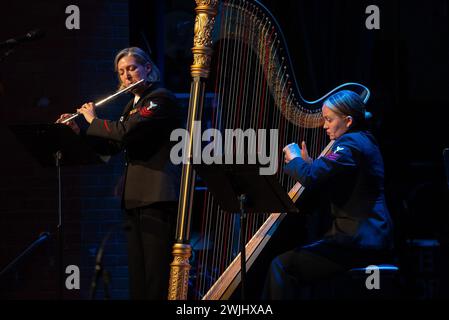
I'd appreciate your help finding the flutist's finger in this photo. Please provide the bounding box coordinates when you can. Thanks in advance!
[55,113,71,124]
[82,102,95,110]
[77,102,97,124]
[57,113,80,134]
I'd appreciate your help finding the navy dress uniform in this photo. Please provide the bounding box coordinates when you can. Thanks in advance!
[263,130,393,299]
[86,84,183,299]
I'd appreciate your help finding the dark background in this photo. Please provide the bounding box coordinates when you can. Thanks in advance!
[0,0,448,299]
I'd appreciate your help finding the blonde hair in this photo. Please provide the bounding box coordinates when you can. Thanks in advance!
[324,90,371,128]
[114,47,160,89]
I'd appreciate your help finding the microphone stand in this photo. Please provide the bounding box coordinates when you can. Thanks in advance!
[0,232,51,279]
[0,29,44,63]
[89,224,122,300]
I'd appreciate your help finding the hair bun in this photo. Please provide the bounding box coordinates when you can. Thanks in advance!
[364,111,373,120]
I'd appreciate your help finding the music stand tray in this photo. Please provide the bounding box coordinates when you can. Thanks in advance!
[9,123,104,167]
[194,163,298,214]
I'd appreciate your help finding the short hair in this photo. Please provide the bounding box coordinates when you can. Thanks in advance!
[114,47,160,89]
[323,90,371,129]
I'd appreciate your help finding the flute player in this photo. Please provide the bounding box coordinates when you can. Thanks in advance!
[57,47,183,300]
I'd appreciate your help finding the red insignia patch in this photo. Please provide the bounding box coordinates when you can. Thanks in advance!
[138,106,155,118]
[138,101,158,118]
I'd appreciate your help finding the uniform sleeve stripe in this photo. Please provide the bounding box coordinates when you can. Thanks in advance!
[326,153,341,161]
[103,120,111,133]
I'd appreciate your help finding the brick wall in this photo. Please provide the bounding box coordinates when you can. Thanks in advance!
[75,0,130,301]
[0,0,130,299]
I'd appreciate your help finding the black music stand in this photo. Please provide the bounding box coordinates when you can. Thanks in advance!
[194,163,298,300]
[8,123,104,299]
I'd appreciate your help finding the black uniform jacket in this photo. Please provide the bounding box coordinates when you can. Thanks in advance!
[284,130,393,250]
[86,83,183,209]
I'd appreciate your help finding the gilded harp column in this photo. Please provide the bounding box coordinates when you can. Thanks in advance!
[168,0,218,300]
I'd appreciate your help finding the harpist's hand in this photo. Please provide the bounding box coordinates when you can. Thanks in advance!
[283,143,301,164]
[300,141,313,164]
[283,142,313,164]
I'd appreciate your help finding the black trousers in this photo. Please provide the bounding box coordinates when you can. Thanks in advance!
[262,240,391,300]
[124,203,177,300]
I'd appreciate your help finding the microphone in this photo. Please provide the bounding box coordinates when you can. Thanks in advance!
[0,29,45,48]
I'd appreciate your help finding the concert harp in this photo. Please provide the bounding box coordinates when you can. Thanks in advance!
[59,79,145,124]
[168,0,371,300]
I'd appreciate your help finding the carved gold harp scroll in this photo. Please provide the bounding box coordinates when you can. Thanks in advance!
[168,0,370,300]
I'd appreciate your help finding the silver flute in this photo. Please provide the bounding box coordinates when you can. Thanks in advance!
[60,79,145,124]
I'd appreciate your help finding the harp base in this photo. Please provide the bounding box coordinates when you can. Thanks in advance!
[168,243,192,300]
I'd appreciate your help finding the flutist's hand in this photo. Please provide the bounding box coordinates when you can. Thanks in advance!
[77,102,97,124]
[56,113,80,135]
